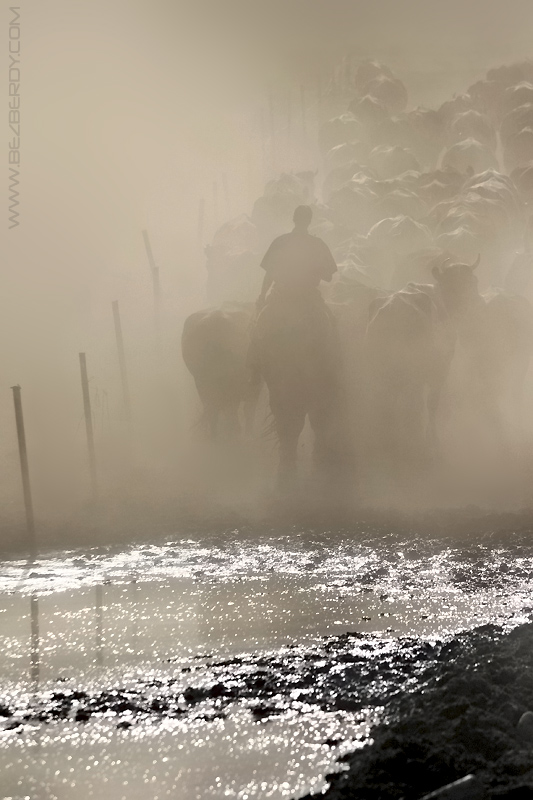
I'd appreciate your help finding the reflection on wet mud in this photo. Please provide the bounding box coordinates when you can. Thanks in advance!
[95,584,104,668]
[0,531,532,798]
[30,593,39,690]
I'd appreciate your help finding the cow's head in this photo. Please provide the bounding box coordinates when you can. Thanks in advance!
[431,254,481,316]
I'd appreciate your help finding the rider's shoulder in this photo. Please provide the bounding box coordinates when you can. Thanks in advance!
[271,232,293,246]
[307,232,331,249]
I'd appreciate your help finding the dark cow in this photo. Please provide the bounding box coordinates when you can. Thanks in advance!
[182,303,260,439]
[364,256,483,471]
[458,289,533,455]
[500,103,533,149]
[503,127,533,172]
[407,107,447,168]
[441,137,498,174]
[449,110,497,152]
[364,284,453,471]
[354,60,394,94]
[360,74,408,115]
[319,114,363,153]
[434,256,533,456]
[348,95,390,131]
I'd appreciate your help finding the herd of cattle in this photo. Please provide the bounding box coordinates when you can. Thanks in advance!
[182,59,533,491]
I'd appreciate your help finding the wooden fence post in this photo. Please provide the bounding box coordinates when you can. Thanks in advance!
[112,301,132,424]
[11,385,36,558]
[142,229,161,332]
[79,353,98,501]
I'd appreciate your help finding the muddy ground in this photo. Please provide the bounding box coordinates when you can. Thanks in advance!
[305,623,533,800]
[2,522,533,798]
[3,620,533,798]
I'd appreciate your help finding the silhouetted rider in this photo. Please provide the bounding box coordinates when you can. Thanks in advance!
[256,205,337,310]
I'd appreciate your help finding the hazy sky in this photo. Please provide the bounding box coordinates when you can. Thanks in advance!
[1,0,533,518]
[4,0,533,288]
[2,0,533,378]
[154,0,533,84]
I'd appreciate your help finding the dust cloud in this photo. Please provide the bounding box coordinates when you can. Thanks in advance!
[2,0,533,548]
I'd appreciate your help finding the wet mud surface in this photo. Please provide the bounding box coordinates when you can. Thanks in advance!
[1,523,533,798]
[308,622,533,800]
[0,632,457,727]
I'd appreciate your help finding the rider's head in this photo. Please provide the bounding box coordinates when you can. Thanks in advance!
[293,205,312,230]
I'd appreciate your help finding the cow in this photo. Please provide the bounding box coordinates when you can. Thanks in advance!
[441,137,498,174]
[449,110,497,152]
[364,284,454,474]
[363,256,484,474]
[429,257,533,458]
[181,303,260,440]
[360,74,408,115]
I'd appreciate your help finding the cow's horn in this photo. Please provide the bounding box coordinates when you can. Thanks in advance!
[431,255,447,279]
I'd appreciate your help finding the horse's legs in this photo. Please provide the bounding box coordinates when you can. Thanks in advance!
[275,409,306,490]
[243,380,262,438]
[309,402,338,468]
[508,357,529,453]
[224,403,241,438]
[364,373,396,469]
[427,363,449,460]
[205,405,219,441]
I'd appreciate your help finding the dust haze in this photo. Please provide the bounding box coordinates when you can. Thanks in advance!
[3,0,533,547]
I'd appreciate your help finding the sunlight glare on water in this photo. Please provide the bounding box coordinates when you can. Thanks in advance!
[0,531,532,799]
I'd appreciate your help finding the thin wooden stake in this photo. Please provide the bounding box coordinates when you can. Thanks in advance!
[130,576,139,652]
[260,107,267,182]
[344,57,352,97]
[197,198,205,247]
[30,593,40,688]
[287,90,292,145]
[212,181,218,230]
[300,83,306,137]
[246,149,253,208]
[11,385,36,558]
[222,173,230,216]
[79,353,98,502]
[112,301,132,424]
[142,229,161,328]
[269,90,276,175]
[95,584,104,667]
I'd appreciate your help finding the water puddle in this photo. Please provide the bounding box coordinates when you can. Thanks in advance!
[0,531,532,798]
